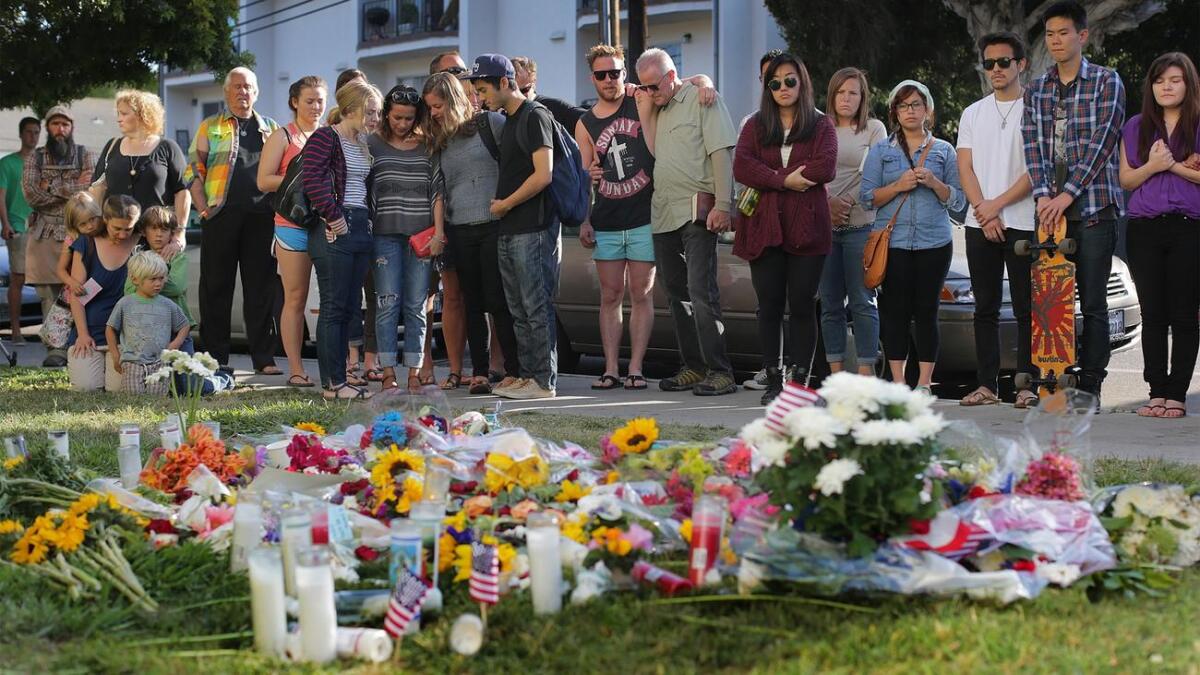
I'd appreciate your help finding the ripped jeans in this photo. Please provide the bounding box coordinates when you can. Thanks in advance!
[372,233,431,369]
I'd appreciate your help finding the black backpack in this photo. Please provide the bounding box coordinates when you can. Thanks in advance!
[272,128,330,228]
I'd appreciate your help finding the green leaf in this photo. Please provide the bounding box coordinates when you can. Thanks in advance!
[1099,515,1133,532]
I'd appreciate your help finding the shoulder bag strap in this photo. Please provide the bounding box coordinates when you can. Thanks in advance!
[882,136,935,233]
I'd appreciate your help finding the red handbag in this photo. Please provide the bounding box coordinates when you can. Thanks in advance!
[409,226,439,258]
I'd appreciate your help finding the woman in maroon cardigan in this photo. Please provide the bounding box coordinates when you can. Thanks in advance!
[733,53,836,404]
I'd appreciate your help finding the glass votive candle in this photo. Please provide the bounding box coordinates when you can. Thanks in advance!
[47,430,69,460]
[295,546,337,664]
[117,445,142,489]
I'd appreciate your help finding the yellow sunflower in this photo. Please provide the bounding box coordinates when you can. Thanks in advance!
[438,532,458,573]
[370,447,425,499]
[394,476,424,514]
[484,453,517,493]
[610,417,659,455]
[554,479,591,503]
[452,543,473,582]
[2,456,25,471]
[54,513,88,553]
[0,519,24,535]
[69,493,102,516]
[295,422,326,436]
[678,519,693,544]
[10,532,49,565]
[515,456,549,489]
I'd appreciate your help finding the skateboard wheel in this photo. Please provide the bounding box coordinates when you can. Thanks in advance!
[1058,238,1077,255]
[1059,373,1078,389]
[1014,239,1031,256]
[1014,372,1032,390]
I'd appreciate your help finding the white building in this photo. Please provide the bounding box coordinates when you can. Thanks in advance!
[162,0,786,148]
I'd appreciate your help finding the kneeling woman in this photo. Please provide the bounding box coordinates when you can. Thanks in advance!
[860,80,964,392]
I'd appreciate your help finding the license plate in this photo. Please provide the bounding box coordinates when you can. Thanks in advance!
[1108,309,1125,341]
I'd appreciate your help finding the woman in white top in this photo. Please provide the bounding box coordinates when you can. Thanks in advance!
[818,68,887,376]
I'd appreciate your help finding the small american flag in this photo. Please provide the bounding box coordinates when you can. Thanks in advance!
[901,520,992,561]
[765,382,826,435]
[384,566,430,637]
[468,542,500,605]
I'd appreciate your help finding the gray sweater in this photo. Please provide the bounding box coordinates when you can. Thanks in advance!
[435,112,504,226]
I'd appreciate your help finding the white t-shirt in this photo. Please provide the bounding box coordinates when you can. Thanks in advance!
[956,94,1035,231]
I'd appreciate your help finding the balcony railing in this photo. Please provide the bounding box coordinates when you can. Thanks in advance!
[360,0,456,45]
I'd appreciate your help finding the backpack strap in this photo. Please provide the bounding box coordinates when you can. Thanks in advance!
[475,112,500,162]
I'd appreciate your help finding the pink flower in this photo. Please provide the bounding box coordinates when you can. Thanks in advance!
[1015,451,1085,502]
[724,443,752,478]
[600,433,621,465]
[730,493,778,520]
[626,523,655,552]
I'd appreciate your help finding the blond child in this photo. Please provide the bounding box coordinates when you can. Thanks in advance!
[105,251,189,394]
[124,206,194,347]
[39,193,103,353]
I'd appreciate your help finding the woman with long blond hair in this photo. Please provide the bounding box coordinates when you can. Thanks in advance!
[422,72,519,394]
[93,89,191,225]
[302,79,382,399]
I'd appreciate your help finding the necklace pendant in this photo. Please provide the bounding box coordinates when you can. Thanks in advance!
[130,168,136,177]
[1001,120,1006,129]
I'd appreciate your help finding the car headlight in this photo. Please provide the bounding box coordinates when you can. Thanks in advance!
[940,278,975,304]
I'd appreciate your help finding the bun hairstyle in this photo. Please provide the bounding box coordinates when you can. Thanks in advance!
[288,75,327,113]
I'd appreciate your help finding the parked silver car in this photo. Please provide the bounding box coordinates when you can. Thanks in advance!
[555,223,1141,376]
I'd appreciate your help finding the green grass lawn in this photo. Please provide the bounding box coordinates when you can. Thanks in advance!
[2,367,1199,674]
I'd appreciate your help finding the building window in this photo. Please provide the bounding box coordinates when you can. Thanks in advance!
[396,75,427,91]
[175,129,191,150]
[201,101,222,119]
[653,42,683,74]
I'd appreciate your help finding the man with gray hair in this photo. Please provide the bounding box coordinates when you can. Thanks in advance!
[185,66,283,374]
[635,48,739,396]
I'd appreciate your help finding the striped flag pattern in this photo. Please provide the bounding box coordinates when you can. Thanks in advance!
[764,382,826,435]
[901,520,992,561]
[468,541,500,605]
[384,566,430,637]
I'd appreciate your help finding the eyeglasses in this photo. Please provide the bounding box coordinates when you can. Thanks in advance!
[895,101,925,112]
[766,76,798,91]
[389,89,420,105]
[443,66,468,76]
[593,69,624,81]
[981,57,1016,71]
[637,72,670,92]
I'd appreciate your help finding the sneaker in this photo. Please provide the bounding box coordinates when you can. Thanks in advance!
[42,352,67,368]
[693,371,737,396]
[742,369,768,390]
[493,377,525,394]
[660,367,705,392]
[497,379,556,400]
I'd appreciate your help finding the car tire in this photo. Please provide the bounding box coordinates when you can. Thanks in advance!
[556,317,580,373]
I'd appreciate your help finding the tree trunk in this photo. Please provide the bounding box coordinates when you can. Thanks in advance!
[942,0,1167,91]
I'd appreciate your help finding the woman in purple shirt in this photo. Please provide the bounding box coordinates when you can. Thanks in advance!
[1118,52,1200,419]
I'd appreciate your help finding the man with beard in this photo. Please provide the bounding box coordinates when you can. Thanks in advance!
[574,44,659,392]
[21,106,96,367]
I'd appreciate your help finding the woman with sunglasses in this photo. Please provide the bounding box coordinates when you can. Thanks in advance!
[257,75,327,388]
[422,73,521,395]
[367,86,444,392]
[860,81,965,393]
[733,53,836,404]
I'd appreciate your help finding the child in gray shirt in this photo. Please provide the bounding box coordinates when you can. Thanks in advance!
[106,251,190,394]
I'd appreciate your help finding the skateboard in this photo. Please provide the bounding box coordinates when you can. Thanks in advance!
[1014,215,1077,398]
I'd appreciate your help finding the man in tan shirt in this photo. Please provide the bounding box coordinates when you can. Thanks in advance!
[636,48,738,396]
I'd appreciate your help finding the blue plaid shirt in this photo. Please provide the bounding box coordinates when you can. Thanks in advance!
[1022,57,1125,220]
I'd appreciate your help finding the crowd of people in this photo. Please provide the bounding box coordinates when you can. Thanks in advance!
[1,0,1196,415]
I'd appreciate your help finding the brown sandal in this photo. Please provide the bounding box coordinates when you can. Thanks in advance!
[960,387,999,407]
[1014,390,1039,409]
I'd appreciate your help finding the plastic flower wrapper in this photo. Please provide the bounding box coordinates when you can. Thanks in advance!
[185,463,232,502]
[1093,483,1200,567]
[341,387,454,453]
[1019,389,1098,495]
[938,421,1029,503]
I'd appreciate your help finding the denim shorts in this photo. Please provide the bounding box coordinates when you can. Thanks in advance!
[593,224,654,262]
[273,224,308,253]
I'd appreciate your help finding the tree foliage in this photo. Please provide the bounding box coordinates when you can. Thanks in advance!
[764,0,1196,140]
[0,0,249,114]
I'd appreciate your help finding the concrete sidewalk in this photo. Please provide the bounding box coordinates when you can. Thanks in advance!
[4,339,1195,463]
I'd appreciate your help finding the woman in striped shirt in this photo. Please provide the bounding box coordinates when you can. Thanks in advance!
[368,86,445,392]
[302,80,382,399]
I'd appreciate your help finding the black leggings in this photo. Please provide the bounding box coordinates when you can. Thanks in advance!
[879,244,952,363]
[446,222,519,378]
[749,247,826,370]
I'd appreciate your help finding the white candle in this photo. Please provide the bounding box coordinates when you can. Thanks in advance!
[47,430,69,460]
[159,420,181,450]
[118,423,140,450]
[279,507,313,597]
[335,627,393,663]
[230,496,263,573]
[526,512,563,615]
[117,445,142,489]
[295,547,337,664]
[248,548,287,658]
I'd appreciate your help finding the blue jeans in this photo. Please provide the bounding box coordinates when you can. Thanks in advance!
[308,207,372,388]
[373,233,430,369]
[498,227,557,389]
[543,219,561,389]
[1066,217,1117,390]
[818,227,879,365]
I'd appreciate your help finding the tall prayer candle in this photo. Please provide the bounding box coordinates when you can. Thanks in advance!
[295,546,337,663]
[118,423,140,450]
[117,445,142,489]
[526,512,563,615]
[279,506,313,597]
[248,548,287,658]
[158,420,181,450]
[47,430,69,460]
[231,494,264,573]
[688,495,726,586]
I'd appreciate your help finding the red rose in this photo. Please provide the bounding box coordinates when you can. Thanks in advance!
[907,518,931,535]
[967,485,992,500]
[341,479,369,495]
[355,546,380,562]
[147,519,177,534]
[1012,559,1036,572]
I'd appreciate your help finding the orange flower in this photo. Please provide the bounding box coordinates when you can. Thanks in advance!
[510,499,541,521]
[140,425,246,493]
[463,495,493,518]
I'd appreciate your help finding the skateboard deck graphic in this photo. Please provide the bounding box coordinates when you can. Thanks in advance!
[1016,215,1077,398]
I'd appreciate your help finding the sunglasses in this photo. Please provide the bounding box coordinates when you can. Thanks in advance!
[593,69,623,81]
[637,72,670,92]
[389,89,420,105]
[766,76,798,91]
[981,57,1015,71]
[443,66,468,76]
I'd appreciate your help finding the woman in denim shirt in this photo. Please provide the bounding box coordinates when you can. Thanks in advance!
[861,80,964,392]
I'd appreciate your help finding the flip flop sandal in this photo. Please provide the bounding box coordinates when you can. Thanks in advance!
[323,383,372,400]
[286,374,315,388]
[366,368,385,382]
[345,373,367,387]
[592,374,621,390]
[440,372,462,390]
[1161,404,1187,419]
[469,378,492,395]
[1136,404,1165,417]
[624,374,648,390]
[1014,390,1040,409]
[959,388,999,406]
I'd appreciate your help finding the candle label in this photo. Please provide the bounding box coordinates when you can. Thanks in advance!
[389,535,422,587]
[327,506,354,545]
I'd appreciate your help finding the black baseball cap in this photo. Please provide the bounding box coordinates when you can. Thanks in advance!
[465,54,515,80]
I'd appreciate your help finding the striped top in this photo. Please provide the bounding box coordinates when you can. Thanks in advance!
[367,135,443,236]
[302,126,346,223]
[340,137,370,209]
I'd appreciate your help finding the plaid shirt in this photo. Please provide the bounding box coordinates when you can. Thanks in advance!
[184,108,277,218]
[1022,57,1125,220]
